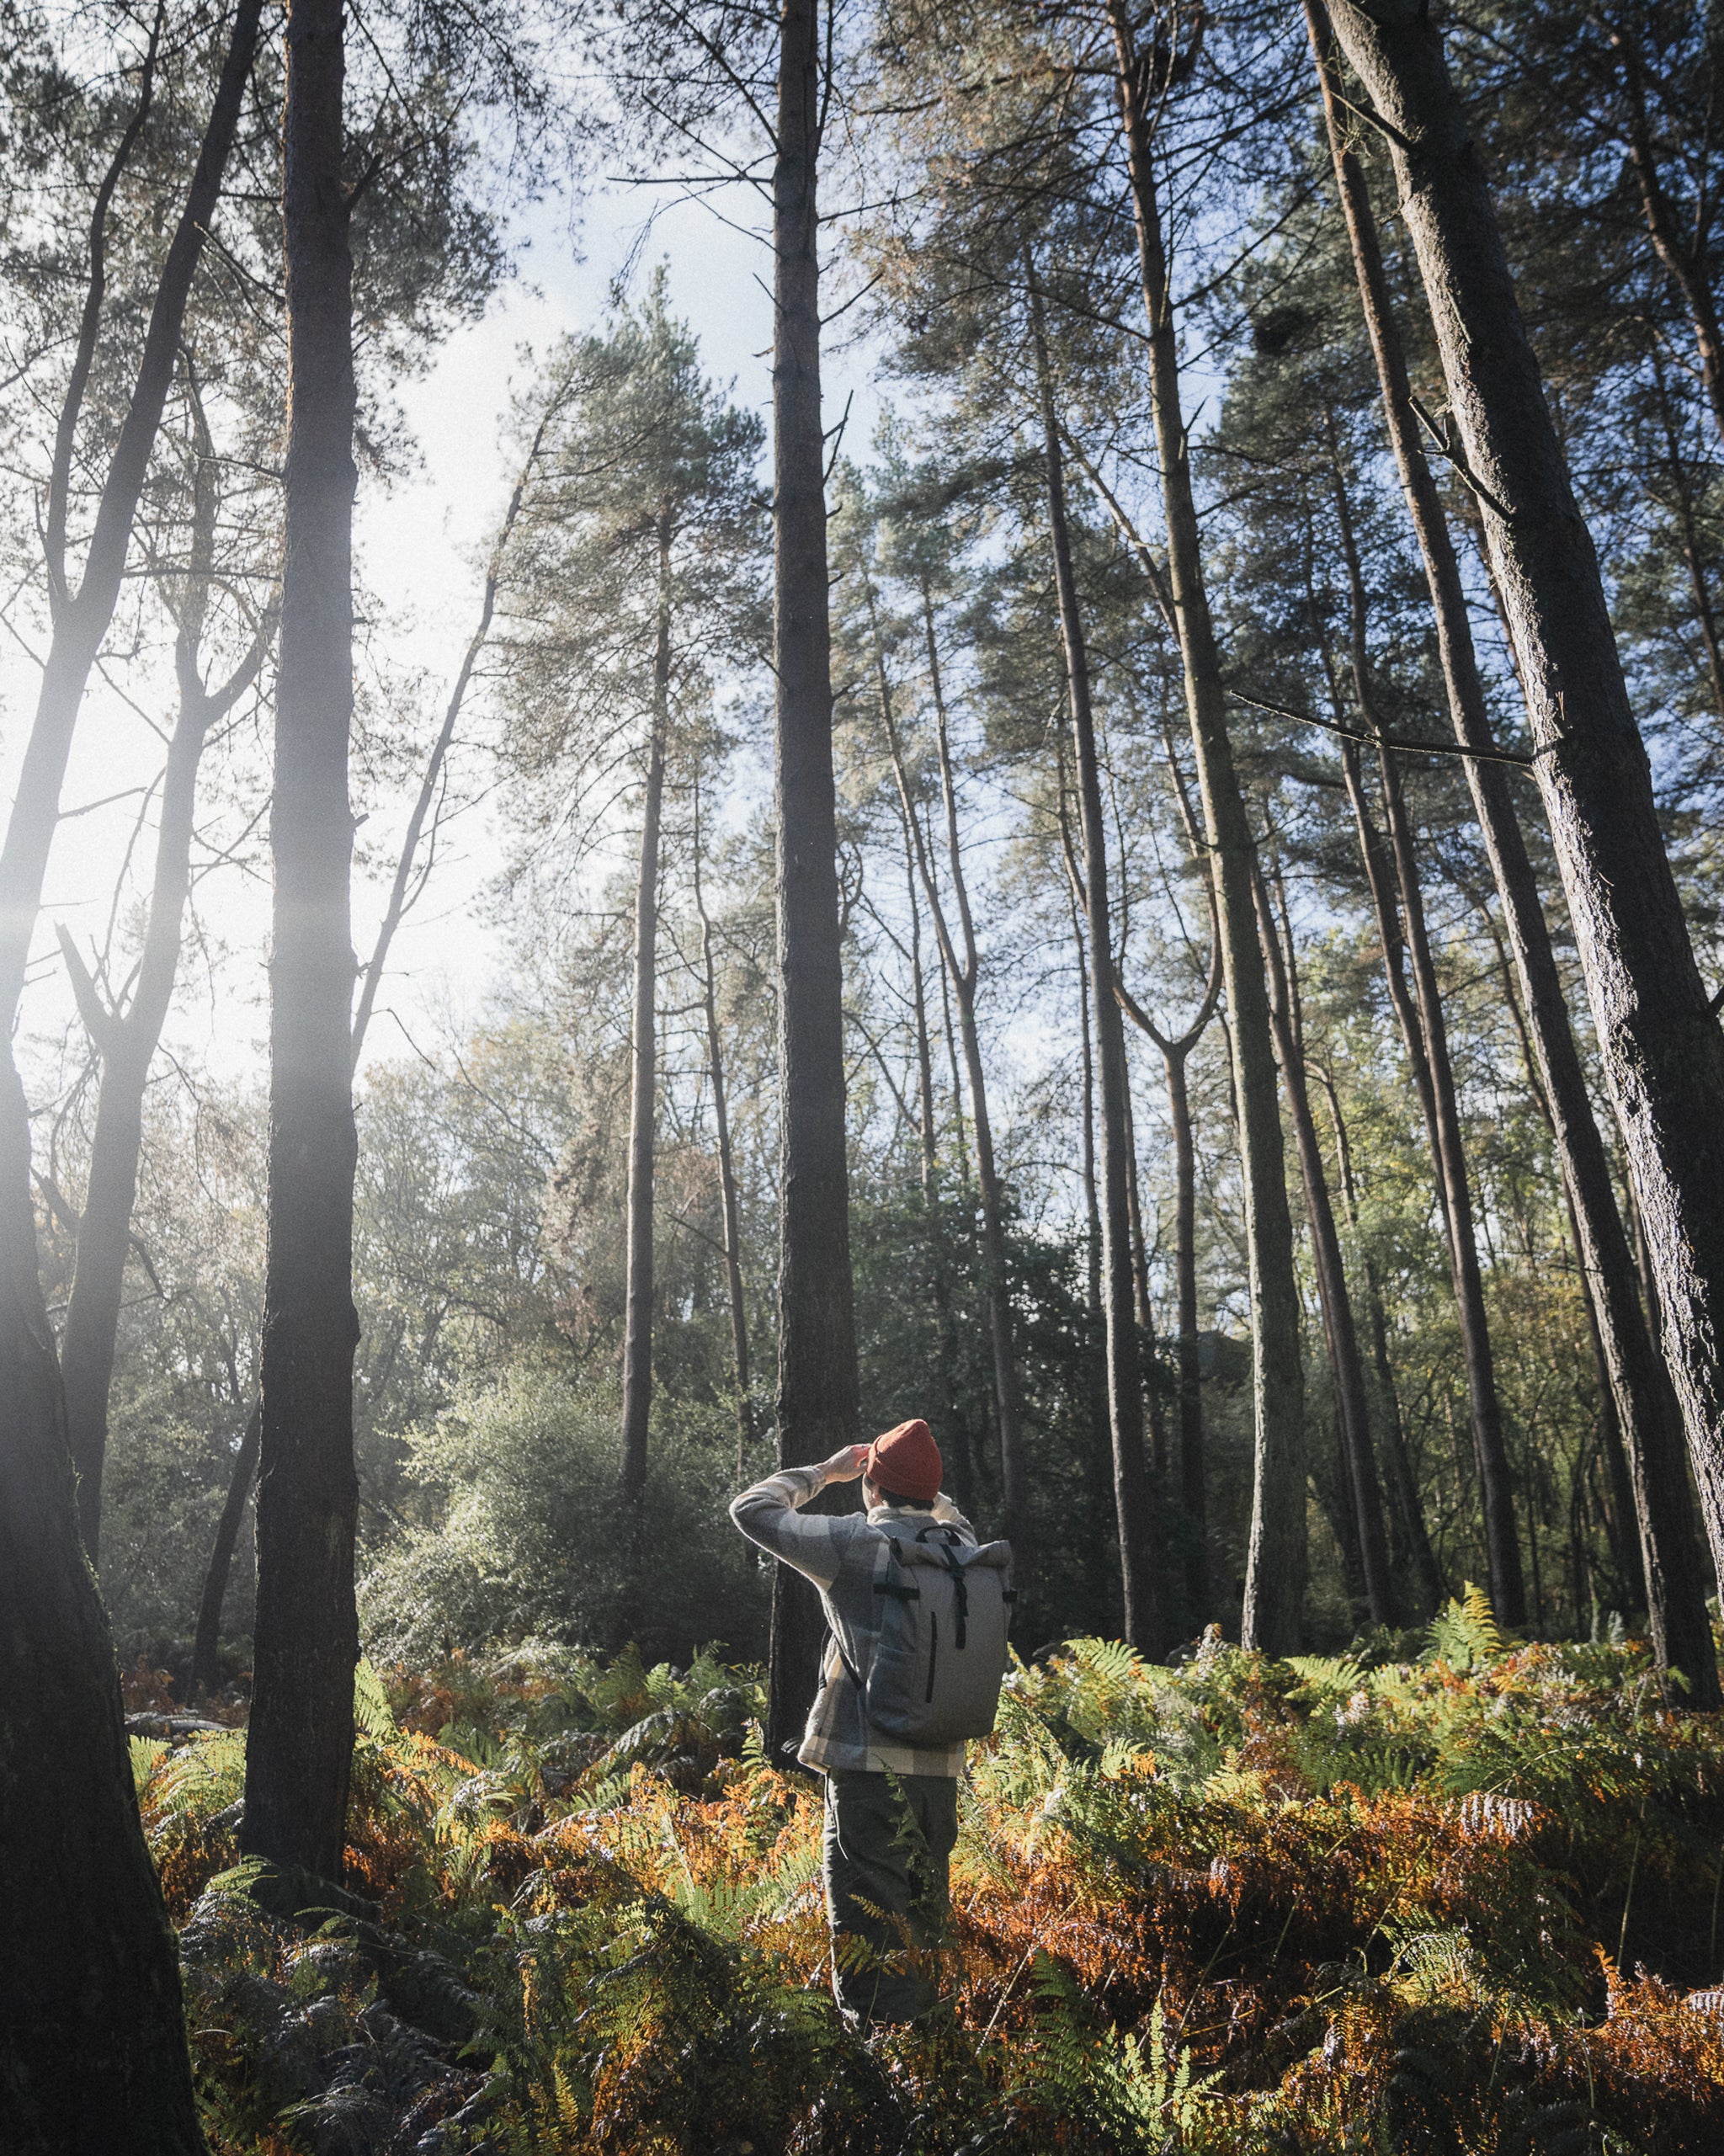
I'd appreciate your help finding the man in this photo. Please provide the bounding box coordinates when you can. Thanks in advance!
[730,1417,972,2027]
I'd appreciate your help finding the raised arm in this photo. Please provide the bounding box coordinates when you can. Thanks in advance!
[730,1444,868,1592]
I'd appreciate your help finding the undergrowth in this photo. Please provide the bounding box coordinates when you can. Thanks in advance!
[137,1596,1724,2152]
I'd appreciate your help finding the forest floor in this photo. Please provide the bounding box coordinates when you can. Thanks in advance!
[134,1595,1724,2153]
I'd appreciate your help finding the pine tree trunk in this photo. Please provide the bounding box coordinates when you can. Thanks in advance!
[0,1090,210,2156]
[1122,1081,1167,1472]
[1107,0,1306,1649]
[1163,1041,1209,1614]
[1030,274,1157,1650]
[1482,903,1651,1609]
[694,775,751,1467]
[1330,453,1525,1621]
[242,0,361,1884]
[1381,748,1524,1624]
[1068,869,1119,1571]
[620,568,670,1504]
[766,0,859,1763]
[1255,865,1397,1625]
[868,583,939,1195]
[1311,0,1717,1692]
[867,580,967,1501]
[1314,1057,1443,1613]
[191,1401,263,1698]
[879,621,1024,1547]
[1323,0,1724,1656]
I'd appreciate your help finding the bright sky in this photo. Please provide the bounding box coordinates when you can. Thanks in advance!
[8,169,891,1099]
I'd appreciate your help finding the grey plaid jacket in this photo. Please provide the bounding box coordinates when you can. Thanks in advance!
[730,1461,974,1776]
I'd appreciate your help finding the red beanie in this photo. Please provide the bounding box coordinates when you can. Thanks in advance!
[865,1418,942,1503]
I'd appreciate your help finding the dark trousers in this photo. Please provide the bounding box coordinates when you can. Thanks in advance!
[822,1769,959,2026]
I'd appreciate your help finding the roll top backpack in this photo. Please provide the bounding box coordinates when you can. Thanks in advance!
[854,1521,1014,1746]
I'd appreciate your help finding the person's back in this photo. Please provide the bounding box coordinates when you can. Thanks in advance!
[730,1418,1010,2026]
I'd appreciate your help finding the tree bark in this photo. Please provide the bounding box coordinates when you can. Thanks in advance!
[1107,0,1306,1649]
[0,1078,209,2153]
[693,770,751,1470]
[0,6,262,2137]
[1254,860,1396,1626]
[620,547,671,1503]
[1029,271,1157,1650]
[1324,0,1724,1658]
[191,1401,263,1698]
[242,0,361,1885]
[766,0,860,1764]
[1311,0,1717,1694]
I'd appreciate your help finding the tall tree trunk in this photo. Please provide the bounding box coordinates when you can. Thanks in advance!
[867,581,939,1193]
[1029,274,1157,1651]
[191,1401,263,1698]
[0,1074,210,2154]
[1122,1083,1167,1472]
[1163,1041,1208,1615]
[1331,450,1525,1619]
[1313,1056,1442,1613]
[0,5,263,2137]
[1309,0,1716,1693]
[1317,472,1524,1623]
[878,655,1026,1551]
[1067,852,1116,1562]
[862,593,970,1507]
[1106,0,1306,1648]
[620,553,671,1503]
[1255,861,1397,1625]
[242,0,361,1885]
[1323,0,1724,1662]
[693,771,751,1470]
[1480,900,1649,1606]
[766,0,859,1763]
[61,391,269,1561]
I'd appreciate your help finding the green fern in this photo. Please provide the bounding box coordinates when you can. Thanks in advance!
[1426,1582,1504,1671]
[353,1655,396,1741]
[130,1735,168,1792]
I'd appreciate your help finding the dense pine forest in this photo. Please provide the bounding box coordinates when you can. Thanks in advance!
[6,1,1724,2148]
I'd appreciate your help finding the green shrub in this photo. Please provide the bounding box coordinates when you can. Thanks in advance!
[358,1370,766,1666]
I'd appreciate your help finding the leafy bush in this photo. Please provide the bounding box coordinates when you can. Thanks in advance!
[358,1371,767,1667]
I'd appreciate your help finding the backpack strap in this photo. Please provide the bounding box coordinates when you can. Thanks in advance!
[827,1632,865,1692]
[916,1523,971,1647]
